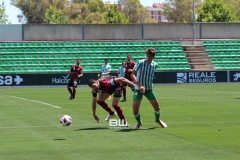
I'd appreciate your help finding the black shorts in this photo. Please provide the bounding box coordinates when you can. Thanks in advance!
[67,79,79,88]
[101,87,122,98]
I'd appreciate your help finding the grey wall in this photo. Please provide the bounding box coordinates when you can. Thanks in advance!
[0,24,23,41]
[201,23,240,39]
[84,24,142,40]
[24,24,83,41]
[144,23,200,40]
[1,23,240,42]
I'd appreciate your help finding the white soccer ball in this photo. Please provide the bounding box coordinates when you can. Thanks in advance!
[60,115,72,127]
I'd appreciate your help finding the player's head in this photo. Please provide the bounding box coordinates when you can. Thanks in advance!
[127,54,132,62]
[76,58,81,65]
[104,58,108,64]
[88,79,99,91]
[146,48,156,62]
[122,62,125,67]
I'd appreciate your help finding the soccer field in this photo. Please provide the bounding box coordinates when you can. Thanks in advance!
[0,84,240,160]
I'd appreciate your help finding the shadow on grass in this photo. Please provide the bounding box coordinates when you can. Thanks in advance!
[114,127,158,132]
[54,139,66,140]
[74,127,109,131]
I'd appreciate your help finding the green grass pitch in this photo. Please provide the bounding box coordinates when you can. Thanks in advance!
[0,84,240,160]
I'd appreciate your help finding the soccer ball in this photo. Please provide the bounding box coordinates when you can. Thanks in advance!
[60,115,72,127]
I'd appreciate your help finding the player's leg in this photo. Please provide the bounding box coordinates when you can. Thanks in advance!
[112,88,126,123]
[67,81,73,100]
[97,93,116,121]
[133,90,143,129]
[71,80,79,100]
[121,85,126,102]
[72,86,76,99]
[145,90,167,128]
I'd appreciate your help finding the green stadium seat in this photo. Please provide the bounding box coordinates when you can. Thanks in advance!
[2,61,9,66]
[95,48,102,53]
[39,61,45,66]
[20,61,27,66]
[42,48,49,54]
[28,67,35,72]
[59,42,65,47]
[184,64,191,70]
[40,67,47,72]
[53,67,60,72]
[49,48,55,53]
[47,67,53,72]
[15,67,22,73]
[16,43,24,48]
[115,42,122,47]
[99,42,106,47]
[59,66,66,72]
[34,67,41,72]
[21,67,28,72]
[71,42,77,47]
[64,42,71,47]
[3,67,10,73]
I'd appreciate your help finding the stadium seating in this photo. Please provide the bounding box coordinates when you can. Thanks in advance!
[0,41,190,73]
[203,40,240,70]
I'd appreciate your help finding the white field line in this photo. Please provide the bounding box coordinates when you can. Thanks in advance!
[11,96,61,109]
[1,121,240,129]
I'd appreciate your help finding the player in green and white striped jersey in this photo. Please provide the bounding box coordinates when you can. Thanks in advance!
[131,48,167,129]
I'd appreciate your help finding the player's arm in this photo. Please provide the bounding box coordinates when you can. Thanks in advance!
[92,92,99,123]
[78,70,83,78]
[131,70,145,93]
[115,77,134,88]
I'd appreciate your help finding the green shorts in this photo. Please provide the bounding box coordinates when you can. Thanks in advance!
[133,89,157,100]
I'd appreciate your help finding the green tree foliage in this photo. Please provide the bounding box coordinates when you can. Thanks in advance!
[0,0,9,24]
[105,4,129,24]
[223,0,240,21]
[45,5,69,24]
[11,0,49,23]
[163,0,202,23]
[84,12,106,24]
[118,0,156,23]
[197,0,237,22]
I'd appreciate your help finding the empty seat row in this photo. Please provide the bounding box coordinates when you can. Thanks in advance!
[214,63,240,69]
[0,58,188,67]
[0,46,183,55]
[0,52,186,61]
[203,40,240,46]
[0,41,181,49]
[208,52,240,57]
[211,58,240,63]
[206,46,240,51]
[156,64,191,70]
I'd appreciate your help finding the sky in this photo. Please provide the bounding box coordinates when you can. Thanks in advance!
[2,0,164,24]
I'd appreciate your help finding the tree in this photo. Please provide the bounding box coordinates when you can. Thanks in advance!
[197,0,237,22]
[118,0,156,23]
[105,4,129,24]
[0,0,9,24]
[84,12,106,24]
[223,0,240,21]
[45,5,69,24]
[163,0,202,23]
[11,0,49,23]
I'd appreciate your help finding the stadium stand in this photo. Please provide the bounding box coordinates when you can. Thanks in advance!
[203,40,240,70]
[0,41,190,73]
